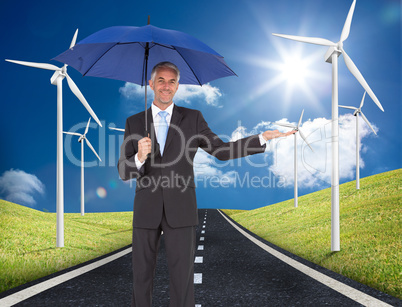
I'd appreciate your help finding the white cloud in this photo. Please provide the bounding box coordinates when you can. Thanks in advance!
[119,82,223,107]
[265,114,378,187]
[250,121,272,134]
[230,126,250,142]
[0,169,45,207]
[119,82,146,99]
[213,114,378,188]
[193,148,237,186]
[175,84,223,107]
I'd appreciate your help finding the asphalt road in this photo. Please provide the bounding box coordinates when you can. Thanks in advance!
[1,209,400,306]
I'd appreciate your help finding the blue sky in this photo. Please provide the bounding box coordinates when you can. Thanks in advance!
[0,0,400,213]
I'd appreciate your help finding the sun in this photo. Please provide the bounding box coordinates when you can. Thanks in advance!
[245,40,328,112]
[280,55,309,86]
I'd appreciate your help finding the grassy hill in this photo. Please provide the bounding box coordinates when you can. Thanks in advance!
[223,169,401,299]
[0,203,133,293]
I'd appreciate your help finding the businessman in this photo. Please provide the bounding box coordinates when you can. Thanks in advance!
[118,61,295,307]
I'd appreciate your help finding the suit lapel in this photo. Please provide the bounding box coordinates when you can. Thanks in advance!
[164,105,183,153]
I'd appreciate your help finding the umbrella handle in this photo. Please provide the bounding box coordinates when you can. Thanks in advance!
[144,130,160,159]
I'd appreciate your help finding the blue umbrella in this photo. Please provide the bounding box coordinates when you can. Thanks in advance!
[53,24,236,86]
[53,21,236,156]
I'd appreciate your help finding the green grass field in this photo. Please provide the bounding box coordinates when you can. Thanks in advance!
[0,203,133,293]
[223,169,402,299]
[0,169,400,299]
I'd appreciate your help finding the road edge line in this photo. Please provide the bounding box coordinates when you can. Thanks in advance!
[0,247,132,306]
[218,210,392,307]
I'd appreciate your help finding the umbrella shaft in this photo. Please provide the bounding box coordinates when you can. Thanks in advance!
[144,42,150,135]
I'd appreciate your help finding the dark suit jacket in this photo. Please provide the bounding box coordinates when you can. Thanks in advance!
[118,105,266,229]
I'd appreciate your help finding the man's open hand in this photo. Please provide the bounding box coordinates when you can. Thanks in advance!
[262,129,296,141]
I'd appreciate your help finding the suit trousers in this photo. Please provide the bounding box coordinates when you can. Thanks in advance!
[132,208,196,307]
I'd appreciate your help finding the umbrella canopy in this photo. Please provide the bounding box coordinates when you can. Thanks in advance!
[53,24,236,86]
[53,23,236,157]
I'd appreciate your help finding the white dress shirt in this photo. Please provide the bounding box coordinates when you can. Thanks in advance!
[135,103,267,170]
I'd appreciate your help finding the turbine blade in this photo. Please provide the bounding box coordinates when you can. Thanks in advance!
[341,49,384,112]
[273,122,297,129]
[360,91,367,109]
[272,33,335,47]
[85,139,102,161]
[109,127,125,132]
[65,73,103,127]
[63,131,82,137]
[6,59,60,71]
[70,29,78,48]
[298,129,314,152]
[298,109,304,128]
[360,112,377,135]
[340,0,356,42]
[339,105,357,110]
[84,118,91,135]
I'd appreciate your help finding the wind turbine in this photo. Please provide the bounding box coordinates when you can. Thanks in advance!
[339,92,377,190]
[64,118,101,216]
[274,110,313,208]
[5,29,102,248]
[272,0,384,251]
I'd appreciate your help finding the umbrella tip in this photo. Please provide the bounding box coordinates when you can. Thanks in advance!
[147,15,150,25]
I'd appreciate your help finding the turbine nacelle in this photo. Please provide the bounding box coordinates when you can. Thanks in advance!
[63,118,102,161]
[50,70,66,85]
[274,109,313,152]
[324,46,342,64]
[339,92,377,135]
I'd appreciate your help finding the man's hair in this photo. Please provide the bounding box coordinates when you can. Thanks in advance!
[150,62,181,83]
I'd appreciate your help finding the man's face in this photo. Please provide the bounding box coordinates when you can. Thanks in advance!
[149,67,179,107]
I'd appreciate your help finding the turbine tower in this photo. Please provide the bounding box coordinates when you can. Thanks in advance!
[64,118,102,216]
[272,0,383,251]
[339,92,377,189]
[6,29,102,248]
[274,110,313,208]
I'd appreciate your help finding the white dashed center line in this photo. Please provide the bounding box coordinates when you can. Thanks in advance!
[194,273,203,284]
[195,210,207,307]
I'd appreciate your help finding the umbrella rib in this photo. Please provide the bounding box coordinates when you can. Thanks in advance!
[117,41,175,50]
[174,47,203,86]
[82,42,118,77]
[151,42,175,50]
[82,41,154,78]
